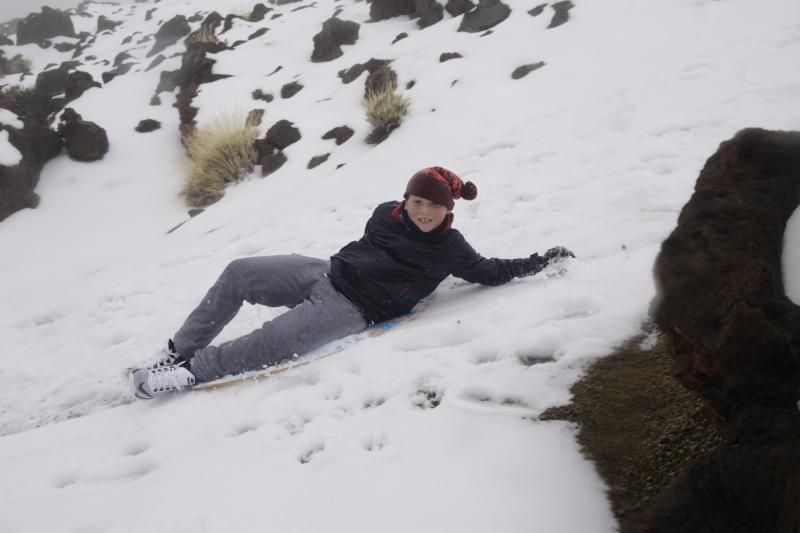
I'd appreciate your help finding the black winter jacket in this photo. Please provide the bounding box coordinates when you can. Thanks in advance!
[329,201,537,324]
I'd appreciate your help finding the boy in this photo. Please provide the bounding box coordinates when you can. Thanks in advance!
[130,167,573,398]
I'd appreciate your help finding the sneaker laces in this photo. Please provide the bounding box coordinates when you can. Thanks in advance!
[140,341,179,370]
[148,365,195,392]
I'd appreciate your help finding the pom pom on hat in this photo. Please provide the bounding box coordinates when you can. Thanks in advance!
[404,166,477,210]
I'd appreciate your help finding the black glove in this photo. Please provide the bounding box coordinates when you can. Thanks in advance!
[543,246,575,261]
[509,247,575,279]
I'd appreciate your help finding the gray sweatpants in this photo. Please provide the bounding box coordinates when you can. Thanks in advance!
[172,255,368,383]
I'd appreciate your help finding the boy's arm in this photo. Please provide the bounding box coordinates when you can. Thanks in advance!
[451,238,573,286]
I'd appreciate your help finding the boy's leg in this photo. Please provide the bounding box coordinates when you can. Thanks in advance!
[188,275,367,383]
[173,255,329,358]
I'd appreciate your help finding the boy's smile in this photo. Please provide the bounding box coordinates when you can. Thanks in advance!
[405,194,450,232]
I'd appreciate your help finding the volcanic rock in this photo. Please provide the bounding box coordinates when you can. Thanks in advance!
[457,0,510,32]
[260,152,287,177]
[416,0,444,28]
[65,70,101,101]
[264,119,301,150]
[135,119,162,133]
[446,0,475,17]
[311,17,360,63]
[639,128,800,533]
[147,15,191,57]
[548,1,575,29]
[370,0,416,21]
[307,153,329,169]
[17,7,77,46]
[511,61,545,79]
[322,126,354,145]
[97,15,122,33]
[58,108,109,162]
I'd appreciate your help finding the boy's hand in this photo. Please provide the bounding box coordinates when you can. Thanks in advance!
[510,247,574,278]
[543,246,575,261]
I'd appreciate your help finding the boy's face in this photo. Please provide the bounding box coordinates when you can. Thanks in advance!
[405,194,450,232]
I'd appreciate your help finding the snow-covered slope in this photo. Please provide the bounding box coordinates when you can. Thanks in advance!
[0,0,798,531]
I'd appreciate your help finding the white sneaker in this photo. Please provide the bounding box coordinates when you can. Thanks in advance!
[136,340,181,370]
[131,365,196,400]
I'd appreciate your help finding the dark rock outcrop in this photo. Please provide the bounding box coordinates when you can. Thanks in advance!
[135,119,161,133]
[17,7,77,46]
[260,152,287,177]
[339,58,391,84]
[147,15,191,57]
[528,3,547,17]
[445,0,475,16]
[392,33,408,44]
[0,87,64,222]
[102,62,134,84]
[511,61,545,79]
[65,70,101,101]
[0,34,13,46]
[416,0,444,28]
[637,128,800,533]
[35,67,70,97]
[370,0,416,21]
[311,18,360,63]
[250,3,272,22]
[457,0,510,32]
[439,52,463,62]
[322,126,354,145]
[248,28,268,40]
[548,1,575,29]
[169,42,232,142]
[97,15,122,33]
[58,107,109,161]
[264,119,301,150]
[281,81,303,99]
[307,153,329,169]
[252,89,274,102]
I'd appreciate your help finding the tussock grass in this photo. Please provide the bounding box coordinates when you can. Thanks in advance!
[185,24,221,46]
[363,83,410,144]
[181,114,258,207]
[0,54,32,77]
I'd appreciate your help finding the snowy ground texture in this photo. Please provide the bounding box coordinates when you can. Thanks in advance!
[1,0,799,531]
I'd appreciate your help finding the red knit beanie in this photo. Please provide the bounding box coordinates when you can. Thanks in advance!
[404,167,477,210]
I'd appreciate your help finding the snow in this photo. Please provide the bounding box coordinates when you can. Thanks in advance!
[0,107,24,129]
[0,0,799,531]
[0,129,22,166]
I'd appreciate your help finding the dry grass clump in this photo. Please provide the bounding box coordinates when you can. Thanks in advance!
[0,54,32,77]
[181,114,258,207]
[363,82,410,144]
[185,25,222,46]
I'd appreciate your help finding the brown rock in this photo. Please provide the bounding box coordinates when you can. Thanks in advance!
[261,152,287,177]
[511,61,545,79]
[322,126,354,145]
[147,15,191,57]
[457,0,510,33]
[135,119,161,133]
[264,120,301,150]
[281,81,303,99]
[58,107,109,162]
[445,0,475,17]
[311,17,360,63]
[548,1,575,29]
[307,153,330,169]
[17,7,77,46]
[370,0,416,21]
